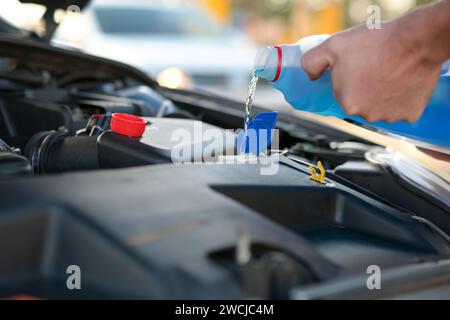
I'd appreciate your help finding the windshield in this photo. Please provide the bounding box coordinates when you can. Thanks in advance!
[94,6,225,37]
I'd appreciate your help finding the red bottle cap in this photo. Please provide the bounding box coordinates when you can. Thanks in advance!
[110,113,147,137]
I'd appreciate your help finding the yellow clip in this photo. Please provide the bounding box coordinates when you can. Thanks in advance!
[309,161,326,184]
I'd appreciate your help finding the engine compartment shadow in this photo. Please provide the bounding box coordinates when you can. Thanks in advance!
[0,207,160,299]
[211,185,449,269]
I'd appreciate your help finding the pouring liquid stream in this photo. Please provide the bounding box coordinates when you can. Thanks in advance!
[241,71,259,154]
[244,71,259,134]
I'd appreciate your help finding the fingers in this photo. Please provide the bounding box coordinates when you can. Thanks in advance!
[301,42,334,80]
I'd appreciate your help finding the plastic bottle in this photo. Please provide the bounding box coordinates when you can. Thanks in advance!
[254,34,450,150]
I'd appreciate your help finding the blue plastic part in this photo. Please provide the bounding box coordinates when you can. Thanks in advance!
[236,111,278,154]
[260,65,450,149]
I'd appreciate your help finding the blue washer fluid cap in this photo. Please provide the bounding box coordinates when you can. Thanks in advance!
[236,111,278,155]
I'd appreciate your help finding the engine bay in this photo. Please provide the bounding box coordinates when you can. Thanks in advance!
[0,36,449,299]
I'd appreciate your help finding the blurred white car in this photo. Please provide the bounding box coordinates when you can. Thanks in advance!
[53,0,262,101]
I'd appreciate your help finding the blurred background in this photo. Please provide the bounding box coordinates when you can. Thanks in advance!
[0,0,435,109]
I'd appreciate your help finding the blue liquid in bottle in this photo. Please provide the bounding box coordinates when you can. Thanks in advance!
[255,38,450,150]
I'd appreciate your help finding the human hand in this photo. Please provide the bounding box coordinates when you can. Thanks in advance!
[301,19,443,123]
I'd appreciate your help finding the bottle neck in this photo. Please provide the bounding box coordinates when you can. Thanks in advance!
[254,46,281,82]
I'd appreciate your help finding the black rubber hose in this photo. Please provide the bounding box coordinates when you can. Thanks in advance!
[44,135,100,173]
[25,131,100,174]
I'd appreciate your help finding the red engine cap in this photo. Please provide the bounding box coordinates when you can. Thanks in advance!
[110,113,147,137]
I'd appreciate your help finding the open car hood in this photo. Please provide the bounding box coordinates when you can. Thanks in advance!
[0,28,449,299]
[18,0,90,10]
[17,0,90,40]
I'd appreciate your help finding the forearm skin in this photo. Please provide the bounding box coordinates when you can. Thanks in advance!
[394,0,450,65]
